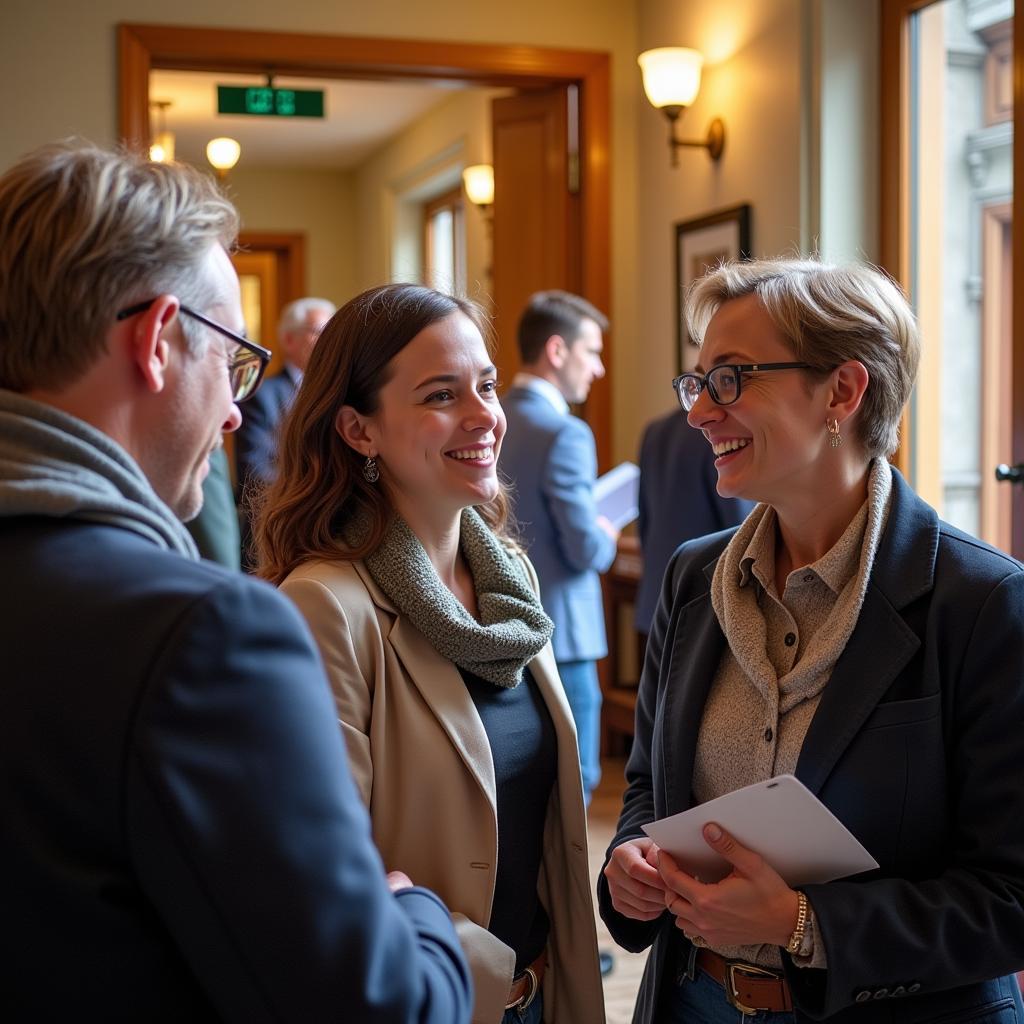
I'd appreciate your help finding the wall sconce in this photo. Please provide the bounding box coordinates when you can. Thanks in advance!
[462,164,494,279]
[462,164,495,213]
[149,100,175,164]
[638,47,725,165]
[206,137,241,179]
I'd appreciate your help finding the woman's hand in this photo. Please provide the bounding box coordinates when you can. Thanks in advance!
[604,837,669,921]
[658,823,800,948]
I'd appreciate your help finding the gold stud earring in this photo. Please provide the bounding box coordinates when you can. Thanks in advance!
[826,419,842,449]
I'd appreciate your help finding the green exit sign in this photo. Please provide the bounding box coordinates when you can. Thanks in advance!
[217,85,325,118]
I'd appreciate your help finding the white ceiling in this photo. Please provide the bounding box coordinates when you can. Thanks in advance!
[149,69,468,171]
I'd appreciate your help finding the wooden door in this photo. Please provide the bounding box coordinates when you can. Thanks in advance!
[233,232,306,373]
[491,87,582,389]
[223,232,305,483]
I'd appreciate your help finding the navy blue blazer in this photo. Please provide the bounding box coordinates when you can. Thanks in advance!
[635,410,753,633]
[0,517,471,1023]
[598,470,1024,1022]
[234,365,299,493]
[500,385,618,662]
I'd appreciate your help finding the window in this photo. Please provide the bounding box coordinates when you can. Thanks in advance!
[423,187,466,293]
[883,0,1016,553]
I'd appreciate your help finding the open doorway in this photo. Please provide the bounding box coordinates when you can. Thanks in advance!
[147,67,500,358]
[118,23,612,467]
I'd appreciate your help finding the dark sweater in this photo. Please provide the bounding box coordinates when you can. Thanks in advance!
[462,667,557,973]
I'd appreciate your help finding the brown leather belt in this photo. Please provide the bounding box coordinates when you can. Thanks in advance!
[505,951,546,1011]
[696,948,793,1015]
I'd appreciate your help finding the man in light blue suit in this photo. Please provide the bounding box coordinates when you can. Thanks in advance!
[500,290,618,807]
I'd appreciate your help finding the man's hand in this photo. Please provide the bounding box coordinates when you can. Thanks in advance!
[386,870,414,893]
[604,837,668,921]
[658,823,800,948]
[596,515,620,543]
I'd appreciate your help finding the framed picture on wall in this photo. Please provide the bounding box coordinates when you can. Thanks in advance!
[675,203,752,373]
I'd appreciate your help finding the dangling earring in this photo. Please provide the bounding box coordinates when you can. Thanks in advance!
[826,418,842,449]
[362,456,380,483]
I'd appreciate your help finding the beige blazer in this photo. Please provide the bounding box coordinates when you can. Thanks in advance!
[281,556,606,1024]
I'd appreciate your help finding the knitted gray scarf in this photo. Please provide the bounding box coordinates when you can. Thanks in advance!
[352,507,553,688]
[0,389,198,558]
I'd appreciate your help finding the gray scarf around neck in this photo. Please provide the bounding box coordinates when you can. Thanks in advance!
[0,389,197,558]
[352,507,553,688]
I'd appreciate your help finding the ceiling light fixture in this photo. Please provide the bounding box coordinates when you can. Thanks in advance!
[206,137,241,179]
[149,100,175,164]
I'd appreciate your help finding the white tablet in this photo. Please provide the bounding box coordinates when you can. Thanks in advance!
[594,461,640,530]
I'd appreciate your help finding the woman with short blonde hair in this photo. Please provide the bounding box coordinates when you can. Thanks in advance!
[601,257,1024,1023]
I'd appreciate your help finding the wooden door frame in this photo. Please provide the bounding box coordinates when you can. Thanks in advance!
[236,231,306,308]
[880,1,1024,558]
[879,0,936,478]
[1014,13,1024,558]
[117,22,612,467]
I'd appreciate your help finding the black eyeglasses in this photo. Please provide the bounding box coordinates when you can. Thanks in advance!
[672,362,813,412]
[116,299,272,403]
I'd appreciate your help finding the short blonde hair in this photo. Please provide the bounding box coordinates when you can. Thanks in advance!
[685,258,920,458]
[0,139,238,391]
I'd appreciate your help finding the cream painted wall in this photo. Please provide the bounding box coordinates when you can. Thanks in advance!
[1,0,639,459]
[630,0,878,463]
[227,167,357,307]
[633,0,805,443]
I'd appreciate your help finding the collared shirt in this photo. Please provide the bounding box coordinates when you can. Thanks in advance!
[694,459,893,970]
[510,372,569,416]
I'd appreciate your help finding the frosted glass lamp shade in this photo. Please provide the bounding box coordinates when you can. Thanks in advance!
[206,137,241,174]
[638,47,703,109]
[462,164,495,207]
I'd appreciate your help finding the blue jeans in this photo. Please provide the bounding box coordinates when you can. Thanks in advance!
[555,659,601,804]
[660,957,795,1024]
[501,988,543,1024]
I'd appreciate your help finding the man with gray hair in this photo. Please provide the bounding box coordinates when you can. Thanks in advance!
[0,140,470,1023]
[235,296,335,551]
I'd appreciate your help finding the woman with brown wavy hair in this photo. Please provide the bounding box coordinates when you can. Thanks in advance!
[255,283,604,1024]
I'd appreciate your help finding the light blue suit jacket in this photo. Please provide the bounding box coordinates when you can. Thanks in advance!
[500,385,617,662]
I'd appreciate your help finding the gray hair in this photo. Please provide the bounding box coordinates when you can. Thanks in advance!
[685,257,920,458]
[277,297,336,340]
[0,139,238,391]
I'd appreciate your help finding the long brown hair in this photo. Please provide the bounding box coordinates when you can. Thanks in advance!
[254,283,511,584]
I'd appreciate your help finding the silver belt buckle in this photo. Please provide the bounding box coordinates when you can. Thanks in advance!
[505,965,540,1012]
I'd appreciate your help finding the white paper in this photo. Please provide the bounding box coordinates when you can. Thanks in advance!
[642,774,878,886]
[593,461,640,530]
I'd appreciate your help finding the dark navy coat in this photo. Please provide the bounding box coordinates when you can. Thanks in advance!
[0,516,471,1023]
[635,409,753,633]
